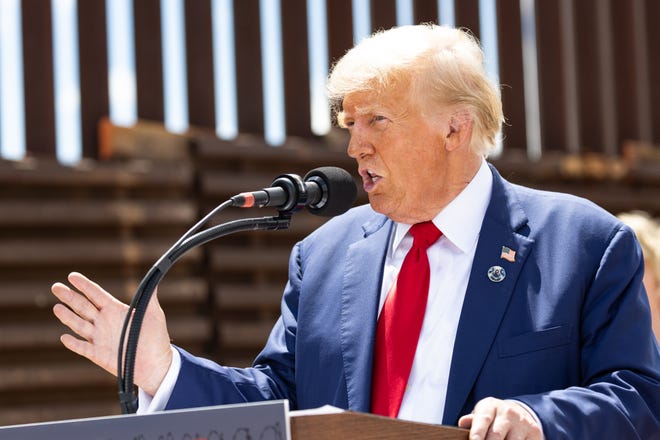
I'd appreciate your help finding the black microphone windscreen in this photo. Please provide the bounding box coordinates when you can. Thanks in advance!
[304,167,357,217]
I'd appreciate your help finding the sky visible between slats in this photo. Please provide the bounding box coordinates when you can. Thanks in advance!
[6,0,639,164]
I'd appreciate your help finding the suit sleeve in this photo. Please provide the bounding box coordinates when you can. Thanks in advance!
[516,225,660,439]
[165,242,304,410]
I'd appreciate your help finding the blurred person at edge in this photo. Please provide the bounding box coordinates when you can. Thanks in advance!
[52,25,660,439]
[618,210,660,342]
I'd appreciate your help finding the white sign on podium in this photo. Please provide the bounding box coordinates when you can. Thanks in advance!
[0,400,289,440]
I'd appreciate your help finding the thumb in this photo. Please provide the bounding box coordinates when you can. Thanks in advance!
[146,286,164,313]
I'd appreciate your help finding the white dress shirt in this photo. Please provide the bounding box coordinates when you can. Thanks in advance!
[140,159,495,420]
[386,158,492,423]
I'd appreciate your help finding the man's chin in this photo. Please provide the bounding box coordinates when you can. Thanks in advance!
[367,196,397,220]
[367,194,385,211]
[368,198,428,223]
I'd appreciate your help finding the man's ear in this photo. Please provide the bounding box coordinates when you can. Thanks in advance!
[445,110,473,152]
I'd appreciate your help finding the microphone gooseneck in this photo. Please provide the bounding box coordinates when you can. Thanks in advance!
[118,166,356,414]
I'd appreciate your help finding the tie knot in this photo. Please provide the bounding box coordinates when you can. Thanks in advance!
[409,221,442,250]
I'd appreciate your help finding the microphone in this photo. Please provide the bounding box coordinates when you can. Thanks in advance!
[118,166,356,414]
[230,166,357,216]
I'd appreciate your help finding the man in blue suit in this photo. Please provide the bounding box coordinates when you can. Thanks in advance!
[52,25,659,439]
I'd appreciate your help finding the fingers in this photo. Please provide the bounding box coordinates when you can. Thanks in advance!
[67,272,114,309]
[59,333,93,360]
[51,281,99,323]
[460,397,543,440]
[53,302,95,341]
[51,272,170,389]
[468,398,498,439]
[59,333,117,376]
[458,414,474,429]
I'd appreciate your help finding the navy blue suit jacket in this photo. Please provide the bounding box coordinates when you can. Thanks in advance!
[167,164,660,439]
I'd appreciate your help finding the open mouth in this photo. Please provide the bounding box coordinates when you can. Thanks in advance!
[361,169,382,192]
[367,169,381,184]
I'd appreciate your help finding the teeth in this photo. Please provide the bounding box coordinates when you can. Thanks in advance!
[366,170,380,183]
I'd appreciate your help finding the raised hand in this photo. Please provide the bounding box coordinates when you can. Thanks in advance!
[51,272,173,396]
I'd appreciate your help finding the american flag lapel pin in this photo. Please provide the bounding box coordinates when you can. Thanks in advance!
[500,246,516,263]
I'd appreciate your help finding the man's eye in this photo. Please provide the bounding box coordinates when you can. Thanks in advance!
[371,115,387,124]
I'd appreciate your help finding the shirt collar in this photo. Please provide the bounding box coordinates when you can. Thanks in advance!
[392,158,493,254]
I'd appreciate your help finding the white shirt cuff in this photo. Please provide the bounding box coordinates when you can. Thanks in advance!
[136,346,181,414]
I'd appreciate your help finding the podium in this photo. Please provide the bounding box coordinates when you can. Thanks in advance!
[291,409,469,439]
[0,401,468,439]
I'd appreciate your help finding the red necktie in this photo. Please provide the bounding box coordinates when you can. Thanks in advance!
[371,221,442,418]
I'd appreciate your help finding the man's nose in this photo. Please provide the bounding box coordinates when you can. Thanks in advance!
[347,130,374,159]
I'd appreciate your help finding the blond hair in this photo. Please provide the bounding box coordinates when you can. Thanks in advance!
[327,24,503,157]
[618,211,660,280]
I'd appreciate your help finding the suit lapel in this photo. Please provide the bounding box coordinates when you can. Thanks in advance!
[442,165,535,424]
[339,213,392,412]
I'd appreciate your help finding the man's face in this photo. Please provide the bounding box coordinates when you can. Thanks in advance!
[340,87,452,223]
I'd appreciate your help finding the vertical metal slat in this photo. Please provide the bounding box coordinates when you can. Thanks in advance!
[326,0,354,66]
[234,0,264,135]
[454,0,480,40]
[281,0,312,138]
[413,0,439,24]
[185,0,216,130]
[496,0,527,152]
[78,0,109,159]
[134,0,164,122]
[535,0,567,152]
[573,0,604,153]
[646,0,660,144]
[21,0,56,157]
[371,0,397,32]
